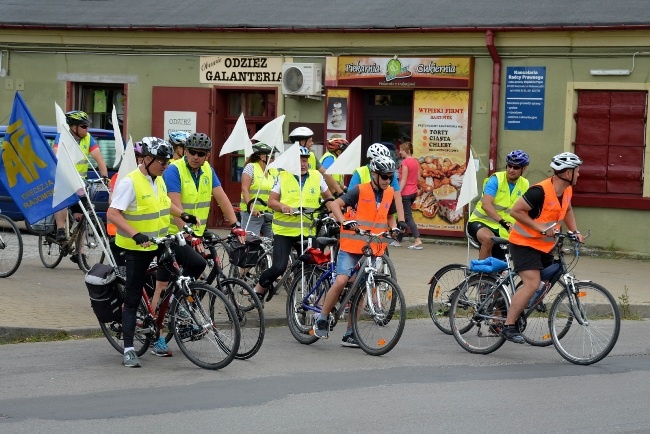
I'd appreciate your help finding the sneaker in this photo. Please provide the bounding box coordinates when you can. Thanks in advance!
[69,254,79,264]
[122,349,141,367]
[151,337,173,357]
[341,333,360,348]
[56,228,67,242]
[313,318,329,338]
[389,241,401,247]
[501,325,525,344]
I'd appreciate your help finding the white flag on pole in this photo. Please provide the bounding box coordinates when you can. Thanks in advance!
[115,136,138,190]
[111,105,125,167]
[455,148,479,212]
[252,114,286,153]
[268,142,301,176]
[220,113,253,157]
[54,103,70,134]
[52,126,86,207]
[325,135,362,175]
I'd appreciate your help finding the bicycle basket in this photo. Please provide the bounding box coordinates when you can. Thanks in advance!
[225,234,264,268]
[299,247,331,265]
[29,214,56,235]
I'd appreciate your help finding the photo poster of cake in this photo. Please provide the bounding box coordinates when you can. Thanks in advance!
[326,89,349,131]
[411,90,471,234]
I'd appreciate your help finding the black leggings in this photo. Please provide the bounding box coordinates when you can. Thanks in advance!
[257,234,301,290]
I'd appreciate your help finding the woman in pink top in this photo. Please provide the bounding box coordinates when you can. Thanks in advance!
[393,141,423,249]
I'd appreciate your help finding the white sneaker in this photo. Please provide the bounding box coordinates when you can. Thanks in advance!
[390,241,401,247]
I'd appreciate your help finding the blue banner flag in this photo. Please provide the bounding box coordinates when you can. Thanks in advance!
[0,92,79,224]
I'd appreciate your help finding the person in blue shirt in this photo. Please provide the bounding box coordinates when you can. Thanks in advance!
[348,142,405,223]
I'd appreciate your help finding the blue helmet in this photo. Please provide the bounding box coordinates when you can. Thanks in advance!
[506,150,530,167]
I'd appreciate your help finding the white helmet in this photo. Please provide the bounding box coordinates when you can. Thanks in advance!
[367,143,390,160]
[550,152,583,171]
[370,155,396,174]
[289,127,314,143]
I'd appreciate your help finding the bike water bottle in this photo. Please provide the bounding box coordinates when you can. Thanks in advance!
[528,282,546,308]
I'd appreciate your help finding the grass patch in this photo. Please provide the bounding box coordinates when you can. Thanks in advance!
[618,286,643,320]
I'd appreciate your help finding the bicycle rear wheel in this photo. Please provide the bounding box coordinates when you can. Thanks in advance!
[286,264,328,345]
[0,214,23,278]
[76,217,106,272]
[38,233,64,268]
[172,282,240,370]
[99,278,151,357]
[427,263,469,334]
[351,275,406,356]
[549,281,620,365]
[450,274,507,355]
[219,277,265,360]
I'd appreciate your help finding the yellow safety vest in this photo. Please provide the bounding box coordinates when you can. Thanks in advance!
[354,165,372,184]
[469,171,529,238]
[308,151,317,171]
[74,134,92,176]
[320,151,343,184]
[272,170,321,237]
[115,169,171,251]
[168,159,212,236]
[240,162,274,213]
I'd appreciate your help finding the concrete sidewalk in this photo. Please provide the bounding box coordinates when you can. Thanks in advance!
[1,232,648,342]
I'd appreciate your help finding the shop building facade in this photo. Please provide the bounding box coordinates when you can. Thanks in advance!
[1,0,649,253]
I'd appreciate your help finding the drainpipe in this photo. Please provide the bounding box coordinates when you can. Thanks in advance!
[486,30,500,175]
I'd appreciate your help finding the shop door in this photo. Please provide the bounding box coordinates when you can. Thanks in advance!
[151,87,213,138]
[363,90,413,164]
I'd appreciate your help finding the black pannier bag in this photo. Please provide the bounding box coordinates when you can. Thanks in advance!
[226,234,264,268]
[85,263,122,322]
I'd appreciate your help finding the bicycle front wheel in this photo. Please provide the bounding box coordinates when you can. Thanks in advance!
[450,274,507,355]
[549,281,620,365]
[0,214,23,278]
[172,282,240,370]
[351,275,406,356]
[379,254,397,280]
[76,218,106,272]
[286,264,328,345]
[428,263,469,334]
[38,233,64,268]
[219,277,265,360]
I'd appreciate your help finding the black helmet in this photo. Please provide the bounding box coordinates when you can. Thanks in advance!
[186,133,212,150]
[65,110,91,126]
[252,143,274,155]
[141,137,173,160]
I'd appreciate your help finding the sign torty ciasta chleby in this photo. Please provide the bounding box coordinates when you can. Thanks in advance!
[331,56,473,89]
[199,56,284,84]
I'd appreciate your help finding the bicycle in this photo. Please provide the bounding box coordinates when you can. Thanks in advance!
[37,178,107,272]
[0,209,23,278]
[99,230,241,370]
[286,228,406,356]
[201,231,266,360]
[449,230,621,365]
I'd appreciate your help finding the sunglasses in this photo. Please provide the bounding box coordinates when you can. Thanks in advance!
[378,173,394,181]
[157,159,170,166]
[78,124,89,129]
[507,164,522,170]
[188,149,207,158]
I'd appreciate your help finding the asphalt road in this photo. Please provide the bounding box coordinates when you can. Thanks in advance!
[1,319,649,433]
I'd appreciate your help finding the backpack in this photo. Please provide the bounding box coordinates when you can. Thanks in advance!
[85,263,123,323]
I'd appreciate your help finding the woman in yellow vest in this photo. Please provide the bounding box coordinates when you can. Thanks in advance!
[467,150,530,259]
[320,137,348,194]
[501,152,585,344]
[252,146,334,301]
[107,138,200,367]
[240,142,277,237]
[313,155,403,346]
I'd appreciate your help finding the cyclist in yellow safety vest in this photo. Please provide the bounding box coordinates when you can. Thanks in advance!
[320,137,348,194]
[467,150,530,260]
[241,142,278,237]
[288,127,345,197]
[348,142,406,224]
[107,137,202,367]
[252,146,335,302]
[52,110,109,244]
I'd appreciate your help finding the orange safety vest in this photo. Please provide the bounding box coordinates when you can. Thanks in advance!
[508,177,572,253]
[339,183,393,256]
[106,173,119,236]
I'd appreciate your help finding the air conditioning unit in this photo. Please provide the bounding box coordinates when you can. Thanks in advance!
[281,63,322,96]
